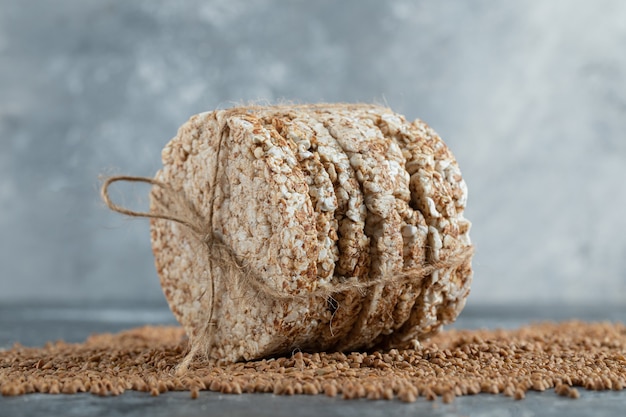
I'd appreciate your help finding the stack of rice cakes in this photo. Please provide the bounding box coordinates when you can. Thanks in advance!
[150,104,472,363]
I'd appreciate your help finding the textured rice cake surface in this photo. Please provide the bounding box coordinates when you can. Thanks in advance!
[150,103,472,362]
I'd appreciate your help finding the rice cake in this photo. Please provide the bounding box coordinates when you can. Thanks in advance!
[149,104,472,362]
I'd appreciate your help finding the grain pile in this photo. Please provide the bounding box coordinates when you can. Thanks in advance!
[112,103,473,363]
[3,321,626,402]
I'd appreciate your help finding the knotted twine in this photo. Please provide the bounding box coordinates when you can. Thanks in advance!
[102,175,473,372]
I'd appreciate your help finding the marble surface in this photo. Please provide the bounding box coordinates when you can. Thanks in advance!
[1,303,626,417]
[1,0,626,306]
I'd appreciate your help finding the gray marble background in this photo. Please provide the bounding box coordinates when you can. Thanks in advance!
[1,0,625,306]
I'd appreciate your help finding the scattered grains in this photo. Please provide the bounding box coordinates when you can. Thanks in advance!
[569,388,581,399]
[442,391,455,404]
[2,321,626,403]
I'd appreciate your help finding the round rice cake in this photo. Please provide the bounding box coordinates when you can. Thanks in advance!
[152,109,325,362]
[149,103,472,362]
[257,109,369,348]
[285,112,369,348]
[340,106,431,343]
[313,108,405,351]
[373,111,472,345]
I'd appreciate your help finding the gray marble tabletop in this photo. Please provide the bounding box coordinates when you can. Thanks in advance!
[1,302,625,417]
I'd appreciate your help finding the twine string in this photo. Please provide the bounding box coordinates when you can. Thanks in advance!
[101,175,473,369]
[101,176,207,236]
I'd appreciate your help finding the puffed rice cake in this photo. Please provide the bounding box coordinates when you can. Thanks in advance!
[149,103,472,363]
